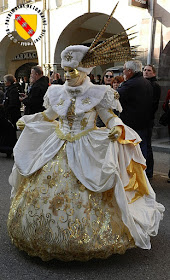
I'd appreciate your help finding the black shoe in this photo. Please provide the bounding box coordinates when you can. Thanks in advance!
[167,178,170,183]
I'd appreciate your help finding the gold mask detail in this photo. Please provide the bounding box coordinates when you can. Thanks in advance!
[64,67,80,79]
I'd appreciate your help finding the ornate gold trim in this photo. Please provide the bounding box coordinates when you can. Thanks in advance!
[108,109,118,117]
[41,112,54,122]
[55,127,97,142]
[118,127,141,146]
[105,110,118,128]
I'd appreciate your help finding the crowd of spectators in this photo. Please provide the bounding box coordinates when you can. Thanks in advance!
[92,62,169,181]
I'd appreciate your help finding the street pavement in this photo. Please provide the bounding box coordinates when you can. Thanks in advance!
[0,147,170,280]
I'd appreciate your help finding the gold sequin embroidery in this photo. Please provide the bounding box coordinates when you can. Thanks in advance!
[57,99,65,106]
[114,91,120,99]
[55,127,97,142]
[68,89,81,95]
[67,98,76,129]
[80,117,88,130]
[64,51,73,61]
[7,145,135,262]
[82,97,91,105]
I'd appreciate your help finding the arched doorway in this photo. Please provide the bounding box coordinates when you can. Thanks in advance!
[53,13,127,79]
[0,31,38,80]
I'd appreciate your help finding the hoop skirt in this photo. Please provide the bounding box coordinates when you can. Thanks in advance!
[7,81,165,261]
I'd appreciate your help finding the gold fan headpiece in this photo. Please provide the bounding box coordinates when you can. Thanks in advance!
[79,1,137,68]
[61,2,137,73]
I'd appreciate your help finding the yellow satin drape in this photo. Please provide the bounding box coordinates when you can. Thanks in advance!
[124,159,149,203]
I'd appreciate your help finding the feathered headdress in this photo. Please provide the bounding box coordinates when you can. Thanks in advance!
[61,1,137,73]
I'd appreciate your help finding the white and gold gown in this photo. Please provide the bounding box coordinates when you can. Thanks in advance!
[7,77,165,261]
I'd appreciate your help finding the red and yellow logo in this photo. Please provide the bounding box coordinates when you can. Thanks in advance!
[15,14,37,40]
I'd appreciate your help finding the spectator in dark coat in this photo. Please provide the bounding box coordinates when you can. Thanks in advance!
[162,89,170,136]
[162,90,170,182]
[20,66,49,115]
[143,64,161,179]
[3,74,21,130]
[0,99,17,157]
[117,60,153,167]
[143,65,161,121]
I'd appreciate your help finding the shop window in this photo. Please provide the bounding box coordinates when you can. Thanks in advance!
[0,0,8,12]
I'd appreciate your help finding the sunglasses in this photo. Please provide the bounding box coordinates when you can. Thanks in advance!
[105,75,113,78]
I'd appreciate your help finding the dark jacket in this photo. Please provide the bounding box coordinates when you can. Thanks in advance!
[23,76,49,115]
[4,83,21,128]
[146,76,161,119]
[117,72,153,130]
[0,105,17,154]
[0,90,4,104]
[162,90,170,126]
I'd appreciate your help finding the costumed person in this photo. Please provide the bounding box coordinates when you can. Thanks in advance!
[7,4,164,261]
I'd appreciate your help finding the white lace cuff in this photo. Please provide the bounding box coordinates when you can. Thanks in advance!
[43,107,58,121]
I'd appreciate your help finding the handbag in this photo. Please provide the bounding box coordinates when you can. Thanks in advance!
[159,110,169,126]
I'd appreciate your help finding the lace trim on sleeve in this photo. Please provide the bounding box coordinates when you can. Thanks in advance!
[41,111,54,122]
[96,88,122,112]
[43,91,50,109]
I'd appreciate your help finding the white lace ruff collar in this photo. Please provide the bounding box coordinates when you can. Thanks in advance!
[64,76,92,97]
[45,78,108,116]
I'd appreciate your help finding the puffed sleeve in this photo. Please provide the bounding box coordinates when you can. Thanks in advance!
[95,87,123,129]
[18,89,59,125]
[42,89,59,121]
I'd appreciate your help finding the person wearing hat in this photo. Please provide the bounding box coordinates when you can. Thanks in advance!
[8,1,165,259]
[7,43,165,261]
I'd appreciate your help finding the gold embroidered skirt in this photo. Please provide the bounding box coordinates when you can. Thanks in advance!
[7,144,135,261]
